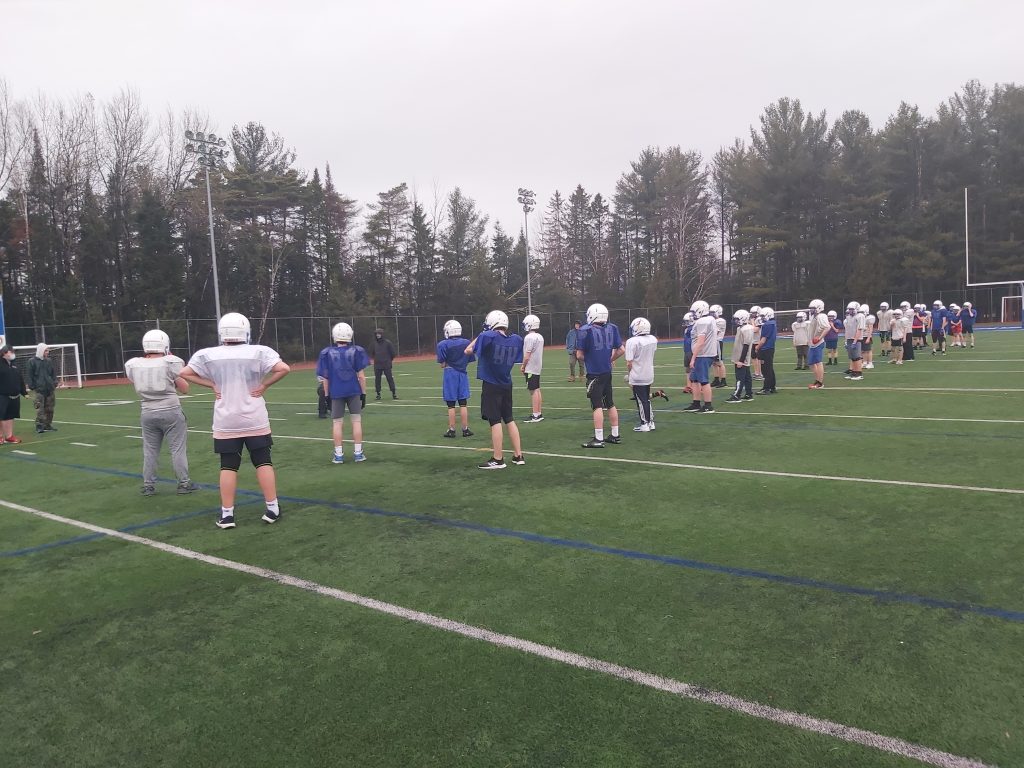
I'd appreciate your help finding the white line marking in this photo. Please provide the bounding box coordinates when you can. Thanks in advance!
[712,411,1024,426]
[47,419,1024,495]
[10,450,35,455]
[269,418,287,421]
[70,442,98,447]
[0,498,994,768]
[124,435,143,440]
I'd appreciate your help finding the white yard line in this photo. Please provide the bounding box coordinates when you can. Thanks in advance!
[9,449,35,455]
[45,419,1024,495]
[69,442,98,447]
[0,498,993,768]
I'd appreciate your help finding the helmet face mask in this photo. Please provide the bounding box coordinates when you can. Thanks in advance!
[796,311,806,321]
[484,310,509,331]
[142,329,170,355]
[218,312,251,344]
[332,322,354,343]
[733,309,749,325]
[629,316,651,336]
[859,304,869,315]
[586,303,609,324]
[760,307,775,322]
[892,308,903,319]
[709,304,723,318]
[879,302,889,310]
[522,314,540,332]
[682,312,695,327]
[964,301,972,309]
[827,310,837,319]
[443,320,462,339]
[809,299,825,314]
[690,300,710,318]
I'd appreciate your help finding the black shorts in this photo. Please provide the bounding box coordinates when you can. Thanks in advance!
[586,372,614,410]
[963,325,974,333]
[931,330,945,342]
[879,331,889,342]
[913,329,925,338]
[0,394,21,420]
[213,433,274,454]
[861,340,872,351]
[525,373,541,391]
[684,351,692,370]
[714,341,723,362]
[480,380,513,426]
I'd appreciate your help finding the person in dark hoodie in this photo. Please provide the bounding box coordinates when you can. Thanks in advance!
[27,342,57,433]
[0,345,28,444]
[371,328,398,400]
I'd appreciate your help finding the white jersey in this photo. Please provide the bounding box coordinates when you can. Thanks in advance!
[808,314,830,348]
[865,314,877,337]
[791,320,810,346]
[625,334,658,385]
[900,314,913,335]
[877,309,891,332]
[890,316,907,340]
[125,355,185,412]
[692,316,718,357]
[523,332,544,375]
[714,317,727,341]
[186,343,282,437]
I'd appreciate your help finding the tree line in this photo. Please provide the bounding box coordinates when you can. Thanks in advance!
[0,78,1021,343]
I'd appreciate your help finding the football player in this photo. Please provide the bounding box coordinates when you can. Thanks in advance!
[754,307,778,394]
[437,319,475,438]
[577,302,626,446]
[791,310,810,370]
[725,309,756,402]
[317,322,370,465]
[520,314,545,423]
[805,299,830,389]
[464,310,524,469]
[684,300,718,413]
[710,304,728,388]
[843,301,864,380]
[625,316,659,431]
[930,300,948,355]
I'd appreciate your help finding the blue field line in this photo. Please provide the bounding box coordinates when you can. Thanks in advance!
[1,500,260,558]
[3,452,1023,623]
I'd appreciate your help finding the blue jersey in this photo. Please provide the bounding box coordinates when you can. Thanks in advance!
[316,344,369,398]
[826,319,842,340]
[759,320,777,350]
[577,322,623,375]
[436,337,475,372]
[683,325,693,355]
[931,309,948,331]
[963,308,977,326]
[475,330,523,386]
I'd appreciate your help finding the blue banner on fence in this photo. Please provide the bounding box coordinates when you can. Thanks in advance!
[0,289,6,347]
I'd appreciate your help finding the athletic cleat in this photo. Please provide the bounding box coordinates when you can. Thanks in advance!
[35,426,45,434]
[682,403,702,412]
[700,405,715,413]
[443,428,457,438]
[332,453,344,464]
[864,362,874,369]
[392,393,399,399]
[462,428,473,437]
[5,436,22,444]
[849,374,864,380]
[511,454,526,465]
[45,425,57,432]
[375,393,382,400]
[649,422,656,430]
[354,451,366,462]
[216,514,236,530]
[262,508,281,524]
[741,394,754,400]
[808,382,823,389]
[725,395,742,402]
[605,435,622,444]
[633,424,650,432]
[141,485,156,497]
[581,438,605,449]
[176,481,199,494]
[752,374,764,380]
[478,457,507,469]
[525,414,544,423]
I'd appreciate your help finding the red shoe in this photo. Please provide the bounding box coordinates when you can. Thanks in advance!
[6,436,22,444]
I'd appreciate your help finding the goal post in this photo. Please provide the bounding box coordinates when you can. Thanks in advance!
[12,344,84,389]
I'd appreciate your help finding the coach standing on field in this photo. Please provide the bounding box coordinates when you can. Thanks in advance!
[28,343,57,434]
[371,328,398,400]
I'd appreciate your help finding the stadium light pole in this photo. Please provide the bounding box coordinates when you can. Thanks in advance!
[185,131,228,321]
[517,188,536,315]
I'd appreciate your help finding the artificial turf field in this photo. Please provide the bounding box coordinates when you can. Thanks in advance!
[2,331,1022,768]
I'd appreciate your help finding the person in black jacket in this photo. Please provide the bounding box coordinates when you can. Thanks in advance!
[371,328,398,400]
[0,345,28,444]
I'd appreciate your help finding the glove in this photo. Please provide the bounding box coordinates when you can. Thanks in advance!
[360,393,366,407]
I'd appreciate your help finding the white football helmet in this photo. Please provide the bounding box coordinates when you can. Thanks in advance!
[733,309,750,325]
[808,299,825,314]
[523,314,540,332]
[950,303,960,312]
[332,322,354,343]
[933,300,943,308]
[629,316,651,336]
[827,310,837,319]
[892,308,903,319]
[761,307,775,322]
[443,319,462,339]
[690,300,710,318]
[796,311,807,321]
[750,305,762,318]
[682,312,695,327]
[900,301,911,310]
[858,304,869,314]
[709,303,723,318]
[586,303,609,324]
[846,301,860,316]
[879,302,889,310]
[218,312,250,343]
[964,301,972,309]
[484,310,509,331]
[142,329,170,355]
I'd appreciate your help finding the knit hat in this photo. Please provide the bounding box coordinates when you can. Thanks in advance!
[36,343,47,358]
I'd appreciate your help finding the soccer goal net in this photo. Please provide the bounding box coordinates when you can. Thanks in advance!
[1000,295,1022,325]
[13,344,84,389]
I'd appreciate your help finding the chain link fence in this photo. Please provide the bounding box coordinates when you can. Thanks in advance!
[4,285,1015,381]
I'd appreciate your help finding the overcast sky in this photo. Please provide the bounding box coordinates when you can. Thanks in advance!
[3,0,1022,233]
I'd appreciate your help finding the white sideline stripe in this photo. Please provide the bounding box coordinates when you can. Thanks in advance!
[714,411,1024,426]
[70,442,97,447]
[124,435,143,440]
[10,450,35,455]
[46,418,1024,496]
[0,498,993,768]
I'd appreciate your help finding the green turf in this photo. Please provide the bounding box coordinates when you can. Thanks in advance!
[2,332,1022,767]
